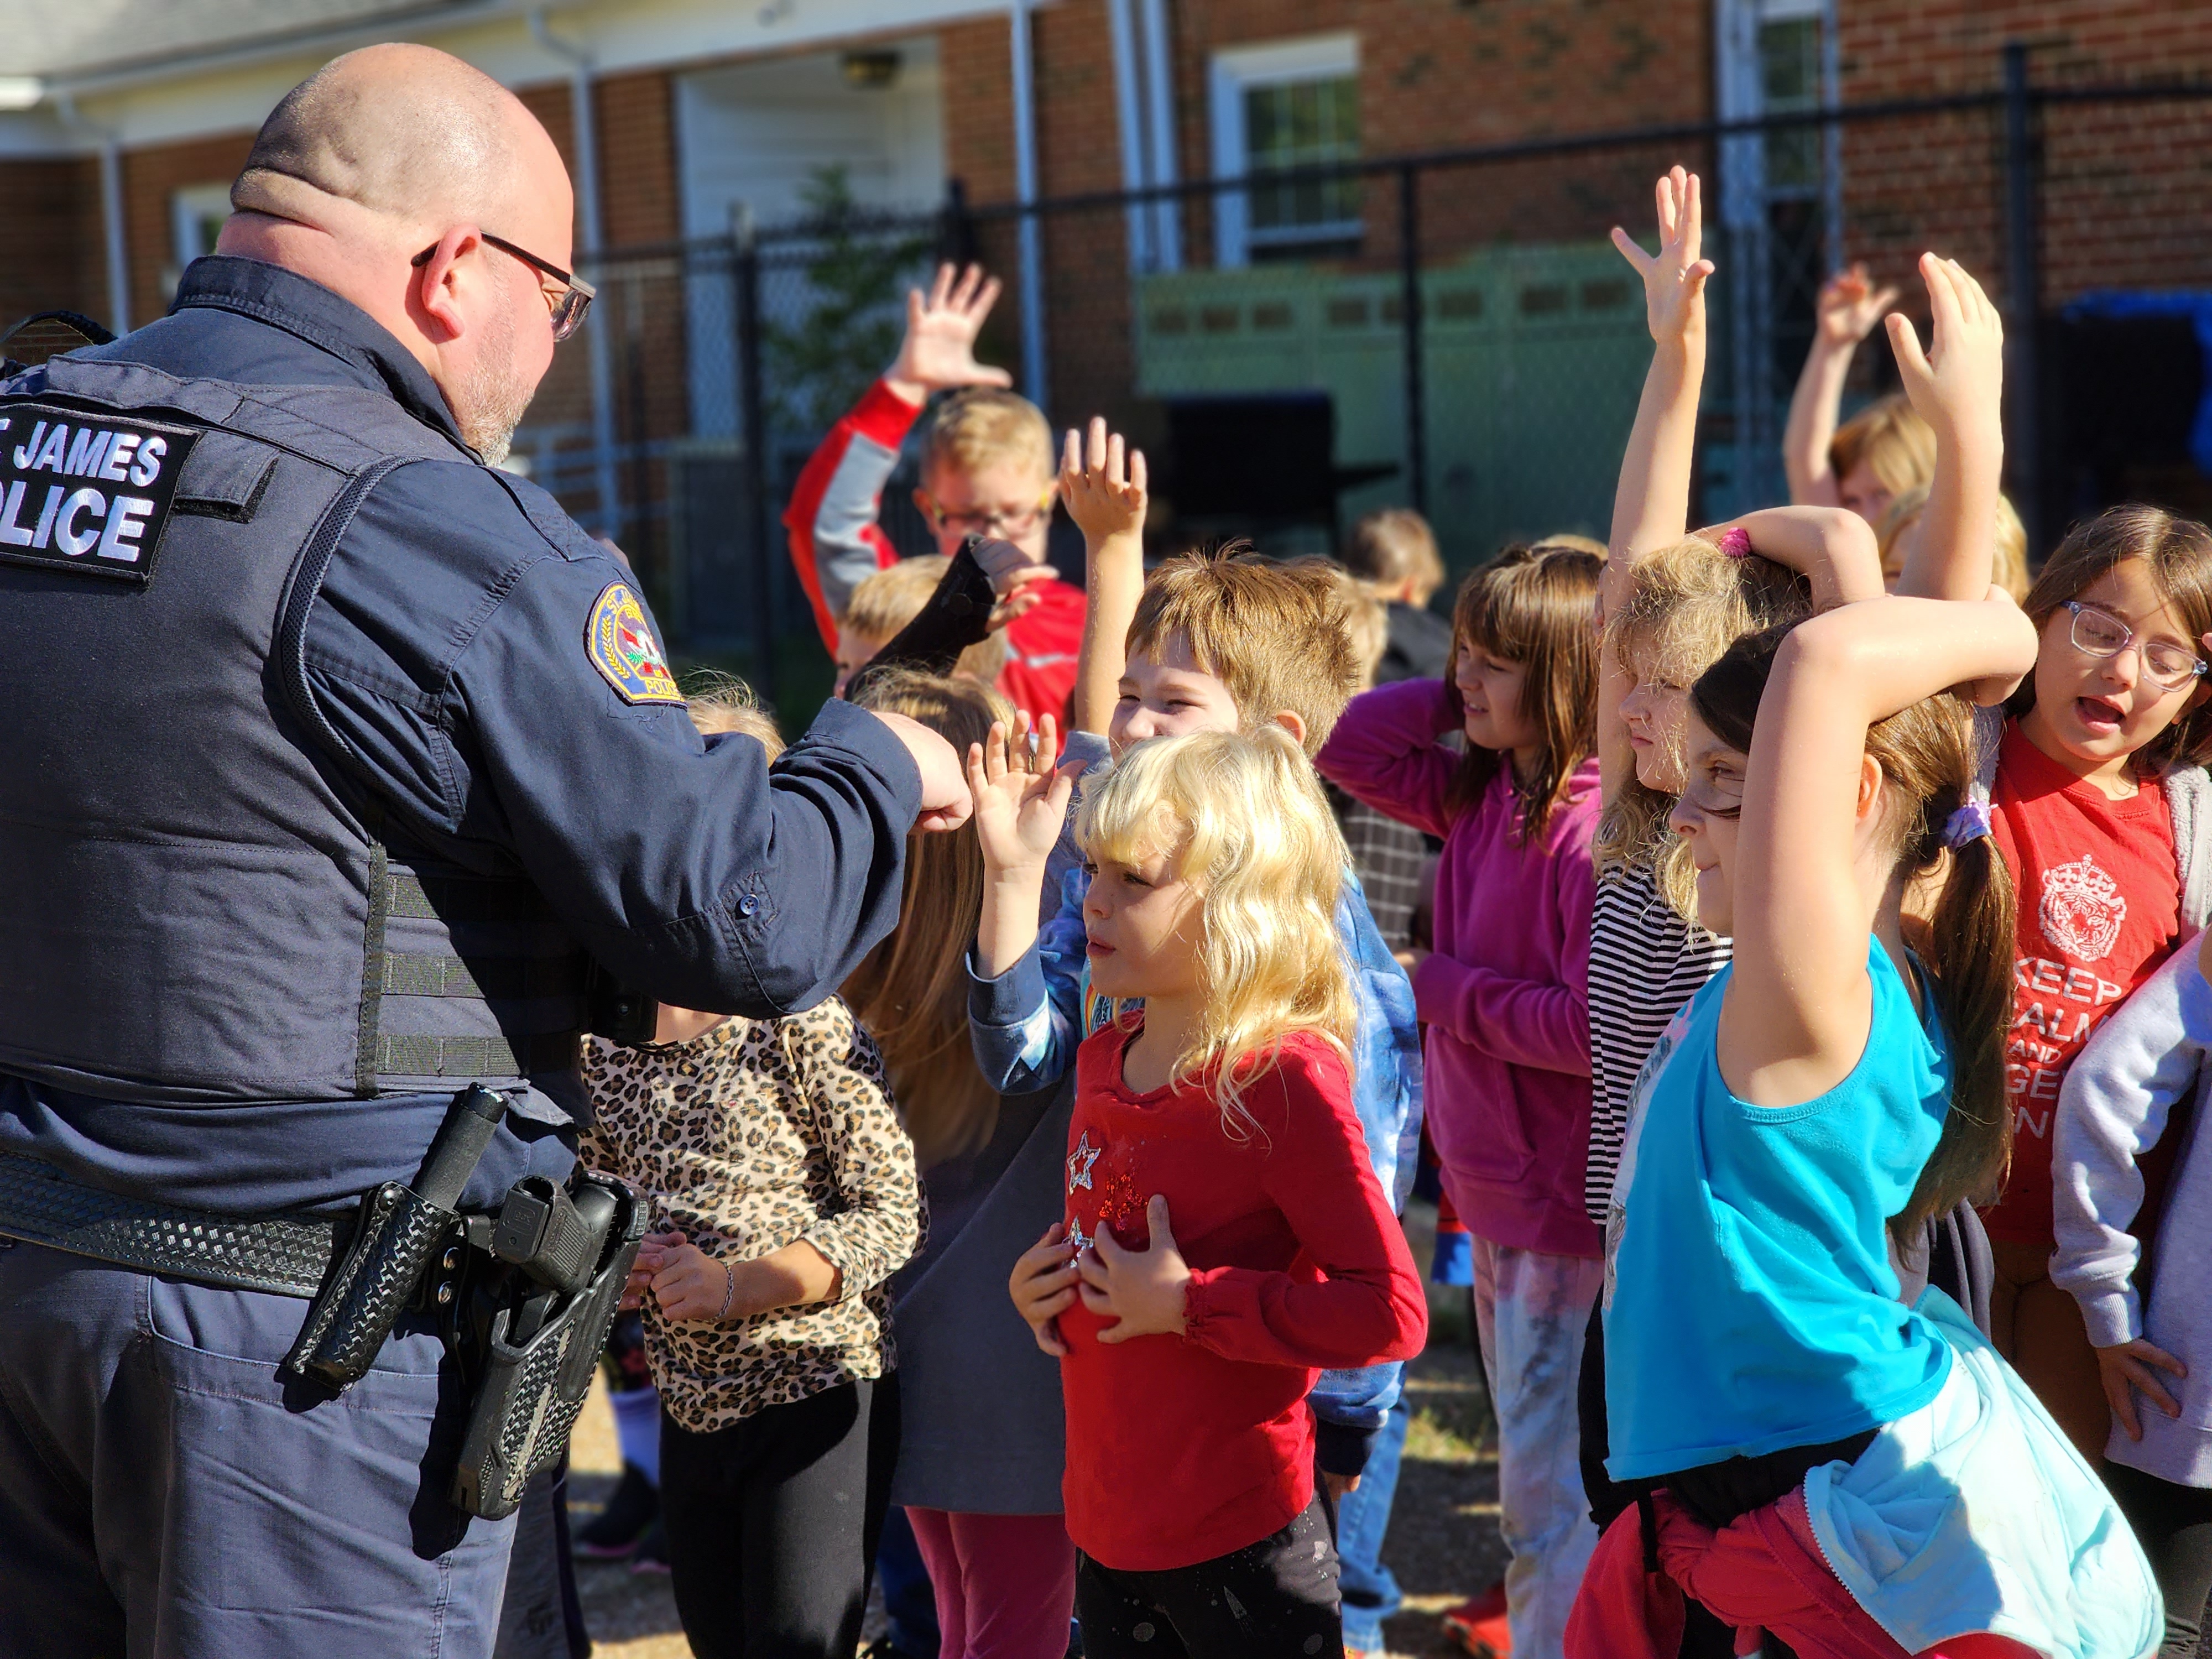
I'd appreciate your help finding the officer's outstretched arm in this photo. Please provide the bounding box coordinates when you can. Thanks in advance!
[304,467,934,1018]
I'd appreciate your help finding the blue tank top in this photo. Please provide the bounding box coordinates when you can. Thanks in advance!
[1603,936,1955,1481]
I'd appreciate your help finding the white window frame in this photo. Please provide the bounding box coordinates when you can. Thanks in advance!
[171,183,232,265]
[1208,32,1360,268]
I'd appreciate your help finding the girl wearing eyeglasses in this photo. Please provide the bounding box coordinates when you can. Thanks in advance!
[1974,503,2212,1464]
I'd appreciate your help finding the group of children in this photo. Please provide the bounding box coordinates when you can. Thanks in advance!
[562,164,2212,1659]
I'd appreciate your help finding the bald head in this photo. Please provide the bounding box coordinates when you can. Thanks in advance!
[233,44,567,247]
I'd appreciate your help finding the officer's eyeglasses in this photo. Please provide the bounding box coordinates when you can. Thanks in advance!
[410,233,597,342]
[2064,601,2208,692]
[920,491,1055,538]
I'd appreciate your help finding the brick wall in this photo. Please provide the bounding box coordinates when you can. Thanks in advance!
[118,131,255,328]
[0,156,105,331]
[1835,3,2212,312]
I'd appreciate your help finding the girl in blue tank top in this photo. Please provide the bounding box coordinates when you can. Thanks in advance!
[1576,588,2162,1655]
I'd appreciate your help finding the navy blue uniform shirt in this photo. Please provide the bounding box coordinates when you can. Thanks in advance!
[0,257,922,1214]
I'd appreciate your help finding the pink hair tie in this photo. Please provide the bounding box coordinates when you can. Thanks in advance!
[1716,526,1753,560]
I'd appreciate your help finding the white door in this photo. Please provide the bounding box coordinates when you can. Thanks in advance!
[677,41,948,439]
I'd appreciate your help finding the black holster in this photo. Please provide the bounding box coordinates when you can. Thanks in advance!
[447,1170,646,1520]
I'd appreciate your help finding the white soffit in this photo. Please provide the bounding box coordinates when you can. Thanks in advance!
[0,0,1025,153]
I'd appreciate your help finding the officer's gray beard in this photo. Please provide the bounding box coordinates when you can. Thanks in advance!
[453,289,535,469]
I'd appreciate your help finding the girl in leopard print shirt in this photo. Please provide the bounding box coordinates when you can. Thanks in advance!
[579,686,924,1659]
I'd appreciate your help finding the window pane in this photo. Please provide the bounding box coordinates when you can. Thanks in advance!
[1759,17,1823,194]
[1244,74,1360,234]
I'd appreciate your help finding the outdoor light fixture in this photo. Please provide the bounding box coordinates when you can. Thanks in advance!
[841,50,901,90]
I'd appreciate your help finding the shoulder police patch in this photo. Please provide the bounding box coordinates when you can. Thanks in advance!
[586,581,684,705]
[0,400,201,585]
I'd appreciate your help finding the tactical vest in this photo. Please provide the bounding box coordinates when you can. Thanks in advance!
[0,355,587,1113]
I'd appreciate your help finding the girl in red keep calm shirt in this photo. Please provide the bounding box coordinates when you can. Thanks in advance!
[1008,728,1427,1659]
[1983,505,2212,1460]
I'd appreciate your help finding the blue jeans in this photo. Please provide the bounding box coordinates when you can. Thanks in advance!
[1336,1395,1410,1651]
[0,1239,517,1658]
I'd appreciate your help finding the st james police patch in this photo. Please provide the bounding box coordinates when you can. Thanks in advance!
[0,402,200,584]
[586,582,684,705]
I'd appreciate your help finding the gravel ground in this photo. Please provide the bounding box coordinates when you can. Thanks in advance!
[571,1200,1506,1659]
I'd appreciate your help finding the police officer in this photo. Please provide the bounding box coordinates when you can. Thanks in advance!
[0,44,976,1658]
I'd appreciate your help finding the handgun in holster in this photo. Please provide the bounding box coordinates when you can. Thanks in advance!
[441,1166,646,1520]
[283,1082,646,1521]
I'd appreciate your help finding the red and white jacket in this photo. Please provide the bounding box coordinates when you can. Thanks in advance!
[782,379,1086,725]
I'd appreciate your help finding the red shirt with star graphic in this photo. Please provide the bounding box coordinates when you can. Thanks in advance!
[1056,1020,1426,1572]
[1985,719,2183,1246]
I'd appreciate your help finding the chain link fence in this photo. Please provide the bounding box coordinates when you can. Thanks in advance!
[516,58,2212,723]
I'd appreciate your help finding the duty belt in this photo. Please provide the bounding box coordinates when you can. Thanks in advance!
[0,1150,345,1297]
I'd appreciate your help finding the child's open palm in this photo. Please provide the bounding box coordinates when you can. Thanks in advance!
[1060,418,1148,546]
[888,263,1013,397]
[1887,252,2004,446]
[1610,165,1715,346]
[967,711,1078,878]
[1817,263,1901,348]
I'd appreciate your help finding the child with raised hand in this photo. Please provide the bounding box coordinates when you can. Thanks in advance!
[580,687,924,1659]
[1006,729,1427,1658]
[1577,585,2160,1655]
[2052,927,2212,1658]
[1782,260,1938,523]
[965,420,1425,1551]
[785,262,1084,723]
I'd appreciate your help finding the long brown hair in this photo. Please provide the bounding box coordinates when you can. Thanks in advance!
[844,670,1009,1167]
[2008,504,2212,780]
[1692,628,2018,1235]
[1447,542,1603,841]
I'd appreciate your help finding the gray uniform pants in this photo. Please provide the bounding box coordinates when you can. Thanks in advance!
[0,1238,517,1658]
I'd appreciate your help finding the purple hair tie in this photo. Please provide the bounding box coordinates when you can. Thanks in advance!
[1943,797,1993,848]
[1716,526,1753,559]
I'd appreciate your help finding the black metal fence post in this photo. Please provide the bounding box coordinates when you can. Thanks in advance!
[2002,40,2044,556]
[1398,162,1428,514]
[733,211,777,707]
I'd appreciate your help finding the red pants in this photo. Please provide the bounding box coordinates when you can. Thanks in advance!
[905,1507,1077,1659]
[1566,1488,2042,1659]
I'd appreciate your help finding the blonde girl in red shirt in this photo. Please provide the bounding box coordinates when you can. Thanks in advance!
[1008,727,1427,1659]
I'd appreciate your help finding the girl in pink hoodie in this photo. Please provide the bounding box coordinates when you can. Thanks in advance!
[1318,540,1604,1659]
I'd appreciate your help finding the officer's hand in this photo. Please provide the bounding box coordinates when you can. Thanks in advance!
[870,709,975,832]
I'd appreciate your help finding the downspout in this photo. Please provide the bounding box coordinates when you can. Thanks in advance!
[1009,0,1048,409]
[529,8,621,536]
[56,95,130,335]
[1106,0,1150,272]
[1139,0,1180,271]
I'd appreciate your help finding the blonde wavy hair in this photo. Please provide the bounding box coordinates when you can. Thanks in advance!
[1595,539,1811,912]
[1074,728,1356,1138]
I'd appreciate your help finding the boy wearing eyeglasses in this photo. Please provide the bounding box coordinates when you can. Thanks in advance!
[786,263,1087,724]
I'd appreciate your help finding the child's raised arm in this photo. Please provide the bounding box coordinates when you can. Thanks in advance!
[1599,165,1713,808]
[1697,506,1886,611]
[1887,254,2005,602]
[1062,418,1149,734]
[968,712,1077,980]
[1722,594,2036,1108]
[1605,166,1715,583]
[1782,263,1901,507]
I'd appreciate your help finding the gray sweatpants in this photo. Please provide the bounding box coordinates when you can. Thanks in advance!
[0,1238,517,1658]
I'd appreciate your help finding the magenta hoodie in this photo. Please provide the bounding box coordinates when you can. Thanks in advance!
[1318,677,1601,1259]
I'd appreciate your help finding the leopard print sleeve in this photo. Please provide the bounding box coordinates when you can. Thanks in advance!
[782,997,925,1305]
